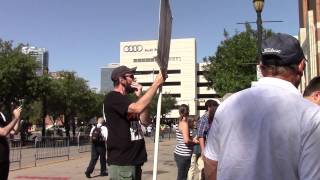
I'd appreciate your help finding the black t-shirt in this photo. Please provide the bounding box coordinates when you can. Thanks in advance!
[0,112,9,162]
[104,91,147,166]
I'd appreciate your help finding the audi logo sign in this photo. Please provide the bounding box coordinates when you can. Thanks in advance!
[123,45,143,52]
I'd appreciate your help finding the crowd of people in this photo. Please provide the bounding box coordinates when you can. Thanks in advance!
[2,32,320,180]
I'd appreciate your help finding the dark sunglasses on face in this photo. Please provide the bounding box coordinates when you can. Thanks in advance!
[124,74,134,79]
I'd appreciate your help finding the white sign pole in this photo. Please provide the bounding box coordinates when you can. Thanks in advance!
[152,87,162,180]
[152,0,172,179]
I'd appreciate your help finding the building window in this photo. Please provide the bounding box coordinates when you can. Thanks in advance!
[164,82,181,86]
[139,82,180,86]
[133,57,181,63]
[164,93,181,98]
[140,82,153,86]
[197,71,208,75]
[197,106,207,110]
[135,70,180,75]
[197,82,213,87]
[197,94,220,98]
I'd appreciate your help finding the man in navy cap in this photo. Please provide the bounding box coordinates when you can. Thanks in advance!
[104,65,164,179]
[203,33,320,180]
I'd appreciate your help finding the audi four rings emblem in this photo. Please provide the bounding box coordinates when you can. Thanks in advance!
[123,45,143,52]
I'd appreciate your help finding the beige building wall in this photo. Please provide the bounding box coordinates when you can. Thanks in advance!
[197,62,220,116]
[299,0,320,91]
[120,38,217,119]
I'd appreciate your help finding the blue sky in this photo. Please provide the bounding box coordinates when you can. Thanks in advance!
[0,0,299,90]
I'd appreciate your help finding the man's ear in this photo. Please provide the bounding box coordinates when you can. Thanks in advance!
[297,59,306,74]
[119,76,125,82]
[309,91,320,105]
[259,64,267,77]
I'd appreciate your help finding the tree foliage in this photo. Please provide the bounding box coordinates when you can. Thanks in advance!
[127,92,177,122]
[0,39,40,116]
[46,71,104,136]
[203,24,273,96]
[0,39,105,136]
[149,93,177,121]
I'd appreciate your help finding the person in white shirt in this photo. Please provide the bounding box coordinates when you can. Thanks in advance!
[85,117,108,178]
[204,33,320,180]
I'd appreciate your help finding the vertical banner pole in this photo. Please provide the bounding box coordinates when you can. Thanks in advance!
[152,86,162,180]
[153,0,172,179]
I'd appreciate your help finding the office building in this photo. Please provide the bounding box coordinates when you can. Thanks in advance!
[22,46,49,76]
[299,0,320,90]
[100,63,120,93]
[120,38,218,119]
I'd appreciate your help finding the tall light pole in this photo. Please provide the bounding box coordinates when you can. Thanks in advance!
[253,0,264,64]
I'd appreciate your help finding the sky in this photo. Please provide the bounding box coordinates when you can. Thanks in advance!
[0,0,299,90]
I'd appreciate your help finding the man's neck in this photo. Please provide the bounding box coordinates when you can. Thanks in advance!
[207,112,214,123]
[113,85,126,95]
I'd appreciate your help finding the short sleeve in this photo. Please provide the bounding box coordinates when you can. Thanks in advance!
[101,126,108,140]
[197,118,206,137]
[204,116,220,161]
[89,127,94,137]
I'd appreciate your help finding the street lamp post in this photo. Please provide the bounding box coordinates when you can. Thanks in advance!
[41,67,49,137]
[253,0,264,64]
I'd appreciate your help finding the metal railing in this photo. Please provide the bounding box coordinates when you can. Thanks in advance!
[77,133,91,153]
[34,136,70,166]
[149,127,176,141]
[9,139,22,169]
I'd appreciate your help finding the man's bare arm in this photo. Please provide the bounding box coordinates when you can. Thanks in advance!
[203,155,218,180]
[139,108,151,126]
[199,137,205,152]
[128,72,164,114]
[0,106,22,136]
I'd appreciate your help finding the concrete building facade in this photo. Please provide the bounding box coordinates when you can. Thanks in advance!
[119,38,218,119]
[100,63,120,93]
[299,0,320,89]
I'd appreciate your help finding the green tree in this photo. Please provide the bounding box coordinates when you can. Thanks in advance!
[46,71,102,137]
[0,39,40,116]
[203,24,273,96]
[127,92,176,123]
[149,93,177,122]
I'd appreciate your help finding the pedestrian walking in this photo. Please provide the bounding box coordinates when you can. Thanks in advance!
[85,117,108,178]
[174,104,197,180]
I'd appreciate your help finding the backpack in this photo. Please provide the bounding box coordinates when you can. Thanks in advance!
[91,126,104,144]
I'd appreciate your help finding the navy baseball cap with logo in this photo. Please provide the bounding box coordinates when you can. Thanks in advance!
[111,65,137,81]
[261,33,306,66]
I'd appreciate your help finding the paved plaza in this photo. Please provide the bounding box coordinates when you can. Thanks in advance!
[9,138,181,180]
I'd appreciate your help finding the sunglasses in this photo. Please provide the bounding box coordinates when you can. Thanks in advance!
[124,74,134,79]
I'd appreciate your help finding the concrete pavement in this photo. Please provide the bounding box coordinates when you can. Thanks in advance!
[9,137,179,180]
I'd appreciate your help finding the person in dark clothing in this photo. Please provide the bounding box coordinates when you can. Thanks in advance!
[104,65,164,180]
[85,117,108,178]
[0,104,22,180]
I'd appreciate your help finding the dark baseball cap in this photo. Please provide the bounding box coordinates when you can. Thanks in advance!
[111,65,137,81]
[261,33,305,66]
